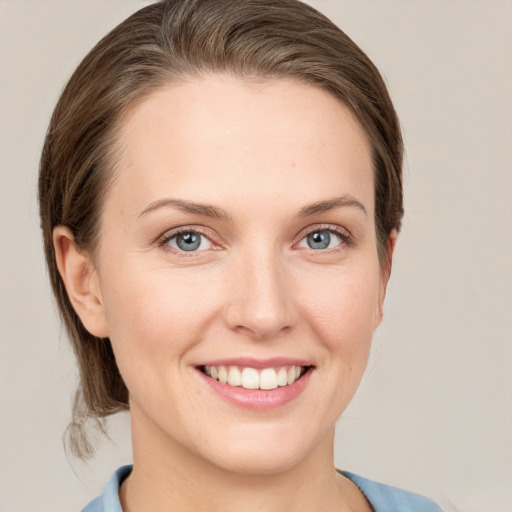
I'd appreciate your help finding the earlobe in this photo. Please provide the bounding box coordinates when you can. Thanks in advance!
[53,226,109,338]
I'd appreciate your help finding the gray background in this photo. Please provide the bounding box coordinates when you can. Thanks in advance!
[1,1,511,510]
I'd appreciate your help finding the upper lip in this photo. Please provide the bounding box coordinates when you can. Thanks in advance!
[195,357,314,369]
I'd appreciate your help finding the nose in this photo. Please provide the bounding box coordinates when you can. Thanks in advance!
[223,248,297,340]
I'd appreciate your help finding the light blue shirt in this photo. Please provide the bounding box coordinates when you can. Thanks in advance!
[82,465,443,512]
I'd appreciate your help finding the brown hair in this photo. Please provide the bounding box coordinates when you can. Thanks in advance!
[39,0,403,458]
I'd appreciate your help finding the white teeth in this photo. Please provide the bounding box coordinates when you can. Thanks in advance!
[260,368,278,390]
[287,366,296,385]
[277,367,288,387]
[227,366,242,386]
[218,366,228,384]
[241,367,260,389]
[204,364,308,390]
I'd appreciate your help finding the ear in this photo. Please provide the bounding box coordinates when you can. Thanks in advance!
[373,230,398,329]
[53,226,109,338]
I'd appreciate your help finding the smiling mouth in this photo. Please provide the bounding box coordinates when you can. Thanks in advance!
[199,365,312,390]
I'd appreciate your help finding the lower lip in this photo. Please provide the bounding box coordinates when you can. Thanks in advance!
[196,368,313,410]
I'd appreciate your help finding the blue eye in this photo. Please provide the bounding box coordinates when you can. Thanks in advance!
[298,229,342,250]
[165,230,213,252]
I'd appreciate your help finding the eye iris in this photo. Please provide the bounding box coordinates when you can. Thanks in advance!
[176,232,201,251]
[307,230,331,250]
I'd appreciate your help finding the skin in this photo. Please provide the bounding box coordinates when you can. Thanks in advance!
[54,76,395,511]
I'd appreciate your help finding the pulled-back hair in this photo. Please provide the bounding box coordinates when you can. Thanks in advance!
[39,0,403,459]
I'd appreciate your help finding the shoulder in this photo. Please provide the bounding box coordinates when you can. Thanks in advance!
[341,471,444,512]
[81,496,102,512]
[81,465,132,512]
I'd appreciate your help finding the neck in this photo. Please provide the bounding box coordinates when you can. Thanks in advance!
[120,406,366,512]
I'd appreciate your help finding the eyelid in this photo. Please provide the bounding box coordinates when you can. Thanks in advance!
[156,222,354,257]
[157,225,221,255]
[294,223,354,251]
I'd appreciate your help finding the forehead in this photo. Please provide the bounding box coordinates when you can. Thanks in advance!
[108,75,374,218]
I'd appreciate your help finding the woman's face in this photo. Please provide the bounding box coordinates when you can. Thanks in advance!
[89,76,390,474]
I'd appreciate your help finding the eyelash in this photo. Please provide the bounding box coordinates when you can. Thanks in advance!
[157,224,353,257]
[296,225,354,254]
[157,226,219,257]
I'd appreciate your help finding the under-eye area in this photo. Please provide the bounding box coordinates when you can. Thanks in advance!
[198,365,314,390]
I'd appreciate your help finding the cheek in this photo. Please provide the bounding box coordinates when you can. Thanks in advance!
[293,264,381,424]
[99,260,224,369]
[299,263,381,347]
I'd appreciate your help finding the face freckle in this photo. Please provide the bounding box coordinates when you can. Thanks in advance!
[93,75,389,475]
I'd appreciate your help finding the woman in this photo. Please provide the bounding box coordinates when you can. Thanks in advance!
[39,0,443,510]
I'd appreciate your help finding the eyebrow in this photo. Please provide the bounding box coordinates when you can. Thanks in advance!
[137,194,367,220]
[296,195,367,218]
[137,198,232,221]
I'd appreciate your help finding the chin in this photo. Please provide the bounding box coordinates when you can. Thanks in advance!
[196,424,326,476]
